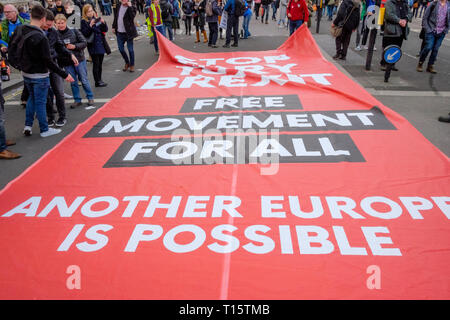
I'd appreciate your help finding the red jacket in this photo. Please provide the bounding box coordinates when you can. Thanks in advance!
[287,0,309,22]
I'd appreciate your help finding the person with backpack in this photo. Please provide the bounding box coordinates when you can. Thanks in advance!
[223,0,244,47]
[193,0,208,43]
[160,0,174,40]
[148,0,167,54]
[9,5,74,138]
[287,0,309,35]
[182,0,195,35]
[169,0,181,36]
[205,0,222,47]
[379,0,412,71]
[332,0,360,60]
[416,0,449,74]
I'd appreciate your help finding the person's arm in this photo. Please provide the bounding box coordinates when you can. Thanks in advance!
[80,19,93,37]
[40,37,72,80]
[73,29,87,50]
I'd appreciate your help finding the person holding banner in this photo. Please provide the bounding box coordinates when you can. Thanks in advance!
[379,0,412,71]
[148,0,167,53]
[287,0,309,35]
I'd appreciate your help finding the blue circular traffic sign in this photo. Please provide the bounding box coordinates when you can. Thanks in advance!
[383,45,402,64]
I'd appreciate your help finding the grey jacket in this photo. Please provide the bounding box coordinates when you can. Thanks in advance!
[383,0,413,38]
[422,0,450,34]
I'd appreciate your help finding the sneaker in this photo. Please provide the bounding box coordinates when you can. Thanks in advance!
[211,44,218,48]
[70,102,83,109]
[64,93,73,99]
[40,127,61,138]
[231,43,238,47]
[23,126,32,136]
[363,45,368,50]
[48,119,56,127]
[87,99,95,107]
[223,44,230,48]
[373,47,377,51]
[355,45,361,51]
[56,118,67,127]
[332,54,341,60]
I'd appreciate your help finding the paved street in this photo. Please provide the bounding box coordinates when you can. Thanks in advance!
[0,9,449,190]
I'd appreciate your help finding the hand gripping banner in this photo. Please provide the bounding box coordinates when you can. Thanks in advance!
[0,26,449,299]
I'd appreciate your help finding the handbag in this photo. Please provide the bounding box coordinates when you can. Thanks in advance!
[86,32,95,44]
[102,34,111,55]
[330,5,357,37]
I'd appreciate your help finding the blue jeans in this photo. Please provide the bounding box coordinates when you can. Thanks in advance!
[152,25,166,52]
[24,77,50,133]
[271,2,277,20]
[289,19,303,36]
[243,14,252,38]
[261,4,269,23]
[116,32,135,66]
[103,3,112,15]
[164,22,173,41]
[327,5,333,20]
[64,60,94,103]
[419,32,445,66]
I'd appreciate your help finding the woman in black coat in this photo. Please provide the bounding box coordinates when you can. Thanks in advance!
[193,0,207,43]
[80,4,110,87]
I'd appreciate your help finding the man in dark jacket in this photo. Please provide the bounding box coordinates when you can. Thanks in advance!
[206,0,222,47]
[380,0,412,70]
[16,5,74,138]
[332,0,360,60]
[43,9,78,126]
[160,0,174,40]
[223,0,239,47]
[112,0,138,72]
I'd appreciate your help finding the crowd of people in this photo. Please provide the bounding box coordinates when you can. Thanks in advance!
[0,0,448,159]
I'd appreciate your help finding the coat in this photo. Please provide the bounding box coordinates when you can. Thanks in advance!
[333,0,361,31]
[112,3,138,39]
[383,0,412,38]
[193,0,207,26]
[1,16,28,46]
[422,0,450,34]
[57,27,87,66]
[80,18,109,56]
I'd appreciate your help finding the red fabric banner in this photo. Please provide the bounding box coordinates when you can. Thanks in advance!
[0,26,449,299]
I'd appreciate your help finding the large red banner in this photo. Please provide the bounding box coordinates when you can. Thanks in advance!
[0,26,449,299]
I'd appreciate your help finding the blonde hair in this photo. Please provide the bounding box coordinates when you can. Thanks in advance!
[82,4,94,21]
[54,13,66,21]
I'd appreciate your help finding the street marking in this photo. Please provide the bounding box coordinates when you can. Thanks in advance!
[6,98,112,106]
[367,89,450,97]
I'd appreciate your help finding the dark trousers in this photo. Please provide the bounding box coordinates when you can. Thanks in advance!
[335,28,352,58]
[185,16,192,34]
[225,14,239,45]
[46,72,66,122]
[91,53,104,84]
[381,36,403,66]
[208,22,218,45]
[21,84,29,103]
[254,3,261,18]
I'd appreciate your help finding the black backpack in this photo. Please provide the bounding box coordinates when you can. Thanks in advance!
[161,2,170,19]
[234,0,246,16]
[8,25,41,71]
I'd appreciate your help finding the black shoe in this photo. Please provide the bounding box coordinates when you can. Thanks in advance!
[339,55,346,60]
[332,54,341,60]
[55,118,67,127]
[95,81,108,87]
[438,114,450,123]
[48,119,55,127]
[231,43,238,47]
[70,102,83,109]
[208,43,212,47]
[392,66,399,71]
[223,44,230,48]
